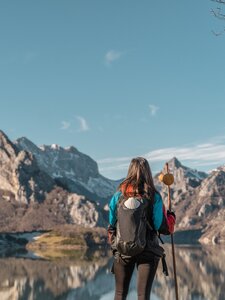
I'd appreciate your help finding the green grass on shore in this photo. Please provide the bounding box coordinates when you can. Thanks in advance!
[26,225,108,259]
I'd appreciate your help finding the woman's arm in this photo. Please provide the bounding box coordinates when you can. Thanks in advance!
[152,192,176,235]
[107,191,122,243]
[109,191,122,226]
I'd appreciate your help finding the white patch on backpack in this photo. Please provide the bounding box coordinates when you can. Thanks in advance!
[124,197,143,209]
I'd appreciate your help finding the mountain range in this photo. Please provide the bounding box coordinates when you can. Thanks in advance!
[155,157,225,244]
[0,130,224,244]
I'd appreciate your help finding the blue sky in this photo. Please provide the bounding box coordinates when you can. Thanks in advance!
[1,0,225,179]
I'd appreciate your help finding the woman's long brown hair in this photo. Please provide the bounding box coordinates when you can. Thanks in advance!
[118,157,157,199]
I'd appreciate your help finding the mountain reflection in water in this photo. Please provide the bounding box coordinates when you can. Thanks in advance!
[0,245,224,300]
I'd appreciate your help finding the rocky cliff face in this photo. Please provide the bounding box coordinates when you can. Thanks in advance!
[0,131,108,231]
[156,158,225,244]
[155,157,208,205]
[16,137,119,203]
[0,131,54,204]
[0,187,107,232]
[193,168,225,244]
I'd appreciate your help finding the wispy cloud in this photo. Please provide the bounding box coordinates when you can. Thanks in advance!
[76,116,89,132]
[61,121,71,130]
[98,155,132,165]
[97,136,225,176]
[105,50,123,65]
[149,104,159,116]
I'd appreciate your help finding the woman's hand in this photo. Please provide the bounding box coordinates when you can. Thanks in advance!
[167,210,176,219]
[166,210,176,233]
[107,225,116,244]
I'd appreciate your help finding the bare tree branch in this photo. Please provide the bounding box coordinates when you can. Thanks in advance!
[211,7,225,20]
[211,0,225,4]
[211,29,225,35]
[211,0,225,36]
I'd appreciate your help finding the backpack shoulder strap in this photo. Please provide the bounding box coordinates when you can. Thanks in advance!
[117,194,125,208]
[145,197,165,245]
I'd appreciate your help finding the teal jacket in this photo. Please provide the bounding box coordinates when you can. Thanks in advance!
[109,191,175,234]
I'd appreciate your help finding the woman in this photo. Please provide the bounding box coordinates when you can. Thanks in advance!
[107,157,176,300]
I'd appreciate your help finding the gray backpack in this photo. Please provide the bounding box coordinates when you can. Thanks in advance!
[115,195,150,257]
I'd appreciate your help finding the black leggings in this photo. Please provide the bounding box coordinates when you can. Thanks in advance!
[113,254,159,300]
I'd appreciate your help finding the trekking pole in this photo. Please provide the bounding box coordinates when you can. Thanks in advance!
[162,163,179,300]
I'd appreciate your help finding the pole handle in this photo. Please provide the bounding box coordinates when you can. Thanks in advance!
[166,163,172,211]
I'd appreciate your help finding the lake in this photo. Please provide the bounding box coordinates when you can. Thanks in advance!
[0,244,224,300]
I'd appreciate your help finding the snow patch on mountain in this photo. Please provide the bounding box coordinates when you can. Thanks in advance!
[16,137,119,201]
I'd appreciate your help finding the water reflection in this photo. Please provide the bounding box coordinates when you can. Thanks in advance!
[153,245,225,300]
[0,245,224,300]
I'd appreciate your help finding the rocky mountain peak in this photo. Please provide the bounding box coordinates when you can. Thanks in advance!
[50,144,60,150]
[65,146,79,153]
[16,137,38,153]
[162,157,208,187]
[155,158,208,207]
[168,157,182,169]
[16,136,118,202]
[0,131,54,203]
[212,164,225,173]
[199,168,225,200]
[16,139,99,179]
[0,130,18,158]
[40,144,63,152]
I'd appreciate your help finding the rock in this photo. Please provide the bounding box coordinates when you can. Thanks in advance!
[154,157,208,202]
[212,235,219,245]
[0,131,54,203]
[198,203,213,217]
[178,216,197,228]
[67,194,106,227]
[199,169,225,198]
[104,204,109,211]
[16,136,120,204]
[154,158,225,244]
